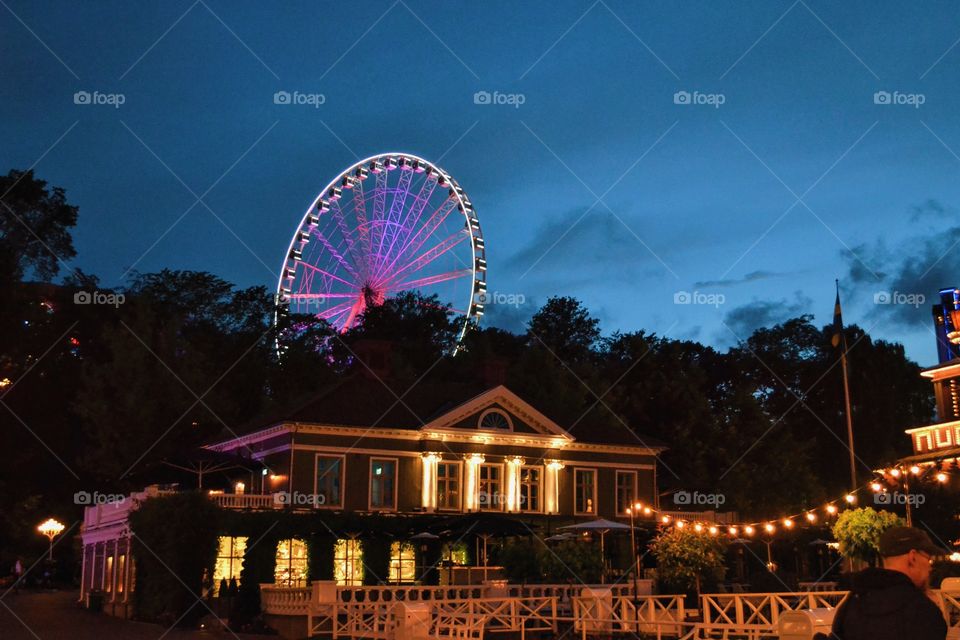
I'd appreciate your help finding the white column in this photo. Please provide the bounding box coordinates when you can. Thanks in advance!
[545,460,565,514]
[505,457,524,512]
[464,454,485,511]
[421,453,440,511]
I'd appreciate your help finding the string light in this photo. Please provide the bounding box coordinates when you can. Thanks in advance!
[844,494,856,504]
[826,504,838,515]
[782,518,794,529]
[728,526,738,536]
[890,468,901,478]
[693,523,704,533]
[744,525,755,536]
[805,512,817,523]
[870,481,882,492]
[910,465,921,475]
[764,523,776,534]
[675,520,685,529]
[937,472,948,483]
[661,515,671,524]
[708,526,719,536]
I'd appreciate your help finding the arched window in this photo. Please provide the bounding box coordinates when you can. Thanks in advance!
[478,408,513,431]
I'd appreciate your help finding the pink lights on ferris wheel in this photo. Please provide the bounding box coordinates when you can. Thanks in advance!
[276,154,485,348]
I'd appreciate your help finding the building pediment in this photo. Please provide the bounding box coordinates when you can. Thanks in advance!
[418,385,575,443]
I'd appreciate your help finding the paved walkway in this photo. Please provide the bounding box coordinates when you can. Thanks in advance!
[0,590,263,640]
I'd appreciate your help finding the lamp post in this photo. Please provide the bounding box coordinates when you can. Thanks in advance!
[37,518,65,561]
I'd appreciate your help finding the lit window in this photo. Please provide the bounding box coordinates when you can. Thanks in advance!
[442,541,469,566]
[275,539,308,586]
[316,456,342,507]
[575,469,597,515]
[616,471,637,515]
[214,536,247,585]
[520,466,541,512]
[116,554,125,594]
[334,539,364,586]
[370,459,396,510]
[105,555,114,593]
[436,462,461,510]
[389,542,416,584]
[478,464,502,510]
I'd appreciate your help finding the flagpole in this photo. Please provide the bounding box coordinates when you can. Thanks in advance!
[836,280,857,493]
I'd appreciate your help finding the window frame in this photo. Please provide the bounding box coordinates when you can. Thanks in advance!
[615,470,639,516]
[574,467,598,516]
[368,457,399,512]
[313,453,346,509]
[520,464,543,513]
[435,460,463,512]
[478,462,504,511]
[477,407,514,431]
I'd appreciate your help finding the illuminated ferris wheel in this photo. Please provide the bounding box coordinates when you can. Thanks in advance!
[276,153,486,346]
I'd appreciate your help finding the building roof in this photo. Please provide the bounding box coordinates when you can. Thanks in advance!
[221,372,666,451]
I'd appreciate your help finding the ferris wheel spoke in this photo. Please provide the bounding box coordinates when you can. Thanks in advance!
[369,169,388,261]
[377,176,437,281]
[329,199,367,277]
[311,228,362,282]
[388,268,473,291]
[347,177,371,275]
[288,292,362,300]
[316,299,358,321]
[376,194,459,283]
[298,261,360,289]
[382,230,469,287]
[374,170,414,275]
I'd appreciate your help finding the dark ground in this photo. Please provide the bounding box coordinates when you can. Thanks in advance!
[0,590,264,640]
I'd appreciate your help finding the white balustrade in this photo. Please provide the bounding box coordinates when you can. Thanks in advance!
[209,493,279,509]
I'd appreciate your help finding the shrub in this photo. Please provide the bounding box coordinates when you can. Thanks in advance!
[649,527,726,595]
[831,508,904,566]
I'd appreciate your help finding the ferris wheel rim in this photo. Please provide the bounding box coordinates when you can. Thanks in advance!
[275,152,486,349]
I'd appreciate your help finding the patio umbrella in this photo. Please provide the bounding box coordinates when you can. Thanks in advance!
[559,519,632,582]
[544,532,577,542]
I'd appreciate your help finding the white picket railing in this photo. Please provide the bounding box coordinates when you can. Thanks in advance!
[699,591,848,638]
[209,493,279,509]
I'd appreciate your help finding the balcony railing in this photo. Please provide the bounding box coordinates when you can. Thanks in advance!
[209,493,280,510]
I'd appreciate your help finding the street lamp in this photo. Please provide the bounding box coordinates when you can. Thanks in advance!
[37,518,65,561]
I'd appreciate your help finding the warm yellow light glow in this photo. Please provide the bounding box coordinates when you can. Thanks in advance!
[661,515,671,524]
[744,525,755,536]
[890,468,901,478]
[505,456,524,512]
[463,453,485,511]
[764,523,775,534]
[643,507,652,515]
[675,520,685,529]
[234,482,245,495]
[708,526,718,536]
[782,518,794,529]
[544,460,564,514]
[870,482,882,492]
[37,518,65,539]
[693,523,703,533]
[950,552,960,563]
[937,472,949,483]
[805,512,817,523]
[910,465,921,475]
[728,526,738,536]
[421,452,441,511]
[0,377,11,388]
[844,493,856,504]
[826,504,838,515]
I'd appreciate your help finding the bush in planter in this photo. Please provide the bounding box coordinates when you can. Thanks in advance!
[649,526,726,597]
[831,508,904,567]
[128,492,220,626]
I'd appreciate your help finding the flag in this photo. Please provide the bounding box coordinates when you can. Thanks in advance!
[831,282,845,349]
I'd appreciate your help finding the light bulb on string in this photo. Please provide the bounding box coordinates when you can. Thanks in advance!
[937,472,948,483]
[744,525,755,536]
[728,526,738,536]
[870,481,882,492]
[693,523,704,533]
[910,465,921,475]
[708,526,718,536]
[764,523,776,534]
[805,512,817,523]
[890,468,901,478]
[844,494,856,504]
[826,504,838,515]
[782,518,794,529]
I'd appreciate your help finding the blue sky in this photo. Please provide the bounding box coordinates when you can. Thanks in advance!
[4,1,960,364]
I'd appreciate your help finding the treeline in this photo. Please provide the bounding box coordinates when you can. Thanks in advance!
[0,169,935,559]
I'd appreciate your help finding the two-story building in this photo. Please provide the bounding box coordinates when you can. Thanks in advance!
[80,370,665,614]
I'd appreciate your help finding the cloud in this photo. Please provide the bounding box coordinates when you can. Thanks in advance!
[693,270,785,289]
[506,206,662,281]
[721,291,813,340]
[910,199,954,222]
[481,296,538,334]
[842,200,960,329]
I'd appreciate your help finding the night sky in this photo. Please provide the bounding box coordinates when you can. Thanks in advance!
[4,1,960,364]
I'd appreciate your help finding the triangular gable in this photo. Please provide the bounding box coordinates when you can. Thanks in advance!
[419,385,575,441]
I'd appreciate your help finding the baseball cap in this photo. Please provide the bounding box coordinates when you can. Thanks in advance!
[878,526,944,557]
